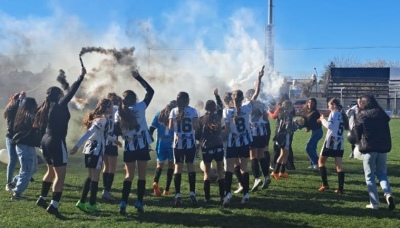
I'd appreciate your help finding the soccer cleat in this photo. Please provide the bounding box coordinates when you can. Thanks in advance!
[11,192,28,200]
[233,184,243,194]
[134,201,144,213]
[204,198,211,204]
[241,193,250,204]
[279,172,289,178]
[174,193,182,207]
[318,185,330,192]
[36,197,48,209]
[5,182,16,191]
[189,192,198,206]
[46,205,60,215]
[102,190,117,202]
[119,201,127,215]
[76,200,89,212]
[153,182,161,197]
[85,203,99,212]
[222,193,232,207]
[251,178,263,192]
[386,195,395,210]
[162,190,172,196]
[271,172,280,180]
[262,177,271,189]
[366,204,379,209]
[334,189,344,195]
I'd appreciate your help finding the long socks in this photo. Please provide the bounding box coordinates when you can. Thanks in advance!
[320,166,328,187]
[165,169,174,191]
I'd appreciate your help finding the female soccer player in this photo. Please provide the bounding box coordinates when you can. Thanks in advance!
[318,98,349,194]
[117,69,154,215]
[270,100,296,179]
[102,93,122,201]
[35,67,86,215]
[149,100,177,196]
[222,66,263,206]
[72,98,121,212]
[196,88,225,203]
[169,92,199,207]
[246,89,272,192]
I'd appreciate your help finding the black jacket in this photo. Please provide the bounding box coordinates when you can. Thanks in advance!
[354,108,391,153]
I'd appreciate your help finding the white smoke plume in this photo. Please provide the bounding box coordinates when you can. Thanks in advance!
[0,1,286,117]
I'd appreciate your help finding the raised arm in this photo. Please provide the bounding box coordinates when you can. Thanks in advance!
[250,65,264,101]
[59,67,86,106]
[132,70,154,107]
[214,88,223,117]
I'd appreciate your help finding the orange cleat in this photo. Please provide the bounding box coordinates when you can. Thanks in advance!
[271,172,280,180]
[153,182,161,196]
[279,172,289,178]
[318,185,330,192]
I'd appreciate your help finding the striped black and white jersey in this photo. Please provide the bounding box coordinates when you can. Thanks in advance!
[117,101,153,151]
[249,100,269,137]
[223,102,253,147]
[321,110,345,150]
[169,106,198,149]
[75,117,111,156]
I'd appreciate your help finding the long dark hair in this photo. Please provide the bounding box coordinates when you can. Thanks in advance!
[202,100,218,129]
[232,90,244,124]
[158,100,177,127]
[358,95,383,112]
[83,99,112,130]
[33,86,63,129]
[3,93,20,119]
[176,92,189,122]
[119,90,139,131]
[306,98,318,114]
[329,97,349,130]
[13,97,38,132]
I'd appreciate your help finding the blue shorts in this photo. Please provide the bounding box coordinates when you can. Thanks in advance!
[156,147,173,163]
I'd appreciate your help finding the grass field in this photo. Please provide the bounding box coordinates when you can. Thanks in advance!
[0,118,399,228]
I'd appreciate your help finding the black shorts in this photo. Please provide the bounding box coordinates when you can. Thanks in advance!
[202,146,224,163]
[41,134,68,167]
[174,146,196,164]
[123,147,150,162]
[321,142,344,158]
[250,135,268,148]
[226,144,250,159]
[85,154,103,170]
[104,145,119,156]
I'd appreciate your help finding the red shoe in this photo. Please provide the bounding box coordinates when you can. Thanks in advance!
[279,172,289,178]
[153,182,161,196]
[271,172,280,180]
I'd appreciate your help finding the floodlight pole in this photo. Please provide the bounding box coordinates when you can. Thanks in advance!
[340,87,345,105]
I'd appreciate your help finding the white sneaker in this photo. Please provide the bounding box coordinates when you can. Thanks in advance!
[241,193,250,204]
[251,178,262,192]
[365,204,379,209]
[5,182,16,191]
[222,193,232,207]
[234,184,243,194]
[269,166,274,170]
[308,165,318,169]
